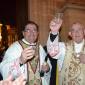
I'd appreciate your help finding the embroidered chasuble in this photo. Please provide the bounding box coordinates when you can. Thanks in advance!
[60,41,85,85]
[19,40,41,85]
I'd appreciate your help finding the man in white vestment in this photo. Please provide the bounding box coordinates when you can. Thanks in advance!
[60,22,85,85]
[47,17,85,85]
[0,21,51,85]
[46,17,65,85]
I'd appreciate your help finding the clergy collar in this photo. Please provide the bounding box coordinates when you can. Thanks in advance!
[50,31,59,35]
[22,38,36,46]
[74,39,84,46]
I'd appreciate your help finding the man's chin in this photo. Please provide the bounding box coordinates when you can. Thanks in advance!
[75,40,83,43]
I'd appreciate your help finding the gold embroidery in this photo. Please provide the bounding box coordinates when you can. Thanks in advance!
[19,40,41,85]
[61,41,85,85]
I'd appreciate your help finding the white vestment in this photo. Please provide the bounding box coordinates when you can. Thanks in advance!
[0,39,51,85]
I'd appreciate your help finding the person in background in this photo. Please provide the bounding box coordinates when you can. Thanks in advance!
[0,74,26,85]
[1,21,8,50]
[48,17,85,85]
[0,21,51,85]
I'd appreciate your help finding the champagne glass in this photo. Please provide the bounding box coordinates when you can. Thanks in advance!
[54,12,63,23]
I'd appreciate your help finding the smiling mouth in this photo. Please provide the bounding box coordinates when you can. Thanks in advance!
[75,36,80,37]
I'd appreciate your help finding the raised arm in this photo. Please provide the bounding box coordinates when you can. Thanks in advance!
[49,17,63,34]
[47,17,63,57]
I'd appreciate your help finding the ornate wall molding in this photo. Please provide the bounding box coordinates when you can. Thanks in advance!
[61,4,85,12]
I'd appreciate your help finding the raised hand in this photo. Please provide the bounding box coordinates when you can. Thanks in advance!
[49,17,63,33]
[20,46,35,64]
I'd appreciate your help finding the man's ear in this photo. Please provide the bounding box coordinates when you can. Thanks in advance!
[22,31,24,36]
[68,31,71,37]
[84,29,85,35]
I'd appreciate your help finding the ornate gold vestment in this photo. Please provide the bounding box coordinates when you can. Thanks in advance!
[19,40,42,85]
[60,41,85,85]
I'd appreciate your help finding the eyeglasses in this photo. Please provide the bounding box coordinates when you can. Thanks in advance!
[24,29,37,33]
